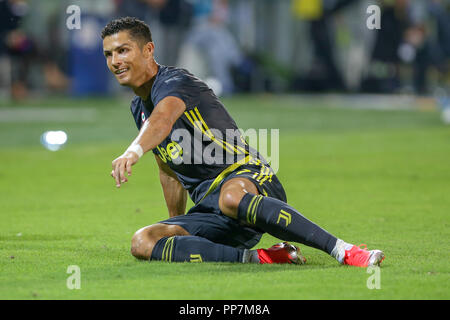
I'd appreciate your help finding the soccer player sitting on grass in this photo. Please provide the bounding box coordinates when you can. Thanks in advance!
[102,17,385,267]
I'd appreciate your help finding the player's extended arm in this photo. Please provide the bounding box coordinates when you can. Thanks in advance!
[154,154,187,217]
[111,96,186,188]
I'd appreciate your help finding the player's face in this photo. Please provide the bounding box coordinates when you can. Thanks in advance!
[103,31,151,87]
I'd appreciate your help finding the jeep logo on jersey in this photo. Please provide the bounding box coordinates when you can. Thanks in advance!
[157,141,183,164]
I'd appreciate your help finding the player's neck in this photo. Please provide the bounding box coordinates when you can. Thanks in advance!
[132,61,159,101]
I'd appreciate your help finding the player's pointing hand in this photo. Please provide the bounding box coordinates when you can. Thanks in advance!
[111,150,139,188]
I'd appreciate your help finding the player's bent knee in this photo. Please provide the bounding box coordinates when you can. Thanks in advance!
[219,179,257,218]
[219,178,260,218]
[219,188,243,218]
[131,226,158,260]
[130,223,189,260]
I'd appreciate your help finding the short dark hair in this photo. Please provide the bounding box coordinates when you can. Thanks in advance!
[101,17,152,46]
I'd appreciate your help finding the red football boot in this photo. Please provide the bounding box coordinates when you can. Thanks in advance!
[257,242,306,264]
[342,244,385,267]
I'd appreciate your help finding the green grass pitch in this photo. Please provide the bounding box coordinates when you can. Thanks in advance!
[0,94,449,299]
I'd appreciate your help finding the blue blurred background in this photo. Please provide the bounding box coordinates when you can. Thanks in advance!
[0,0,448,100]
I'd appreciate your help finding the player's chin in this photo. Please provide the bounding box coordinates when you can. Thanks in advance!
[116,76,132,86]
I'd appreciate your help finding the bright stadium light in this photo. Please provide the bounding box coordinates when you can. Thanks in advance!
[40,130,68,151]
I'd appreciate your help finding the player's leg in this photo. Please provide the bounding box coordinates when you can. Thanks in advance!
[219,177,384,267]
[131,222,258,263]
[219,177,337,254]
[131,223,189,260]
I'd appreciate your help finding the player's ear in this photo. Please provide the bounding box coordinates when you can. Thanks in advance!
[142,42,154,59]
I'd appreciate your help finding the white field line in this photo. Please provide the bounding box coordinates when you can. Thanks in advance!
[0,107,97,123]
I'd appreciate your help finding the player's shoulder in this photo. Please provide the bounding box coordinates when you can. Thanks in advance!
[152,64,210,108]
[154,65,197,87]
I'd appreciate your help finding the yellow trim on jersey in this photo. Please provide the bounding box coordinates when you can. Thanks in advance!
[185,108,232,154]
[258,168,273,185]
[192,111,236,154]
[235,169,252,176]
[198,154,252,203]
[193,108,213,138]
[184,107,248,156]
[184,110,204,139]
[193,107,244,155]
[255,166,267,182]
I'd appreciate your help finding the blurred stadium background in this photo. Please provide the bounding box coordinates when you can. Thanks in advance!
[1,0,450,300]
[0,0,449,101]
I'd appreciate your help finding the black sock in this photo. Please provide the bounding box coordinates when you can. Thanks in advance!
[237,193,337,254]
[150,235,252,263]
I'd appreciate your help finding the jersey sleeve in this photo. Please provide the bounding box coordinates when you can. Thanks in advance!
[130,96,143,130]
[151,72,200,110]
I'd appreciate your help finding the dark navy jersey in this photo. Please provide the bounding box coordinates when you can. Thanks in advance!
[130,65,265,195]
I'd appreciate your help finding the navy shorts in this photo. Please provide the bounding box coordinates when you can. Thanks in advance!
[158,160,287,249]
